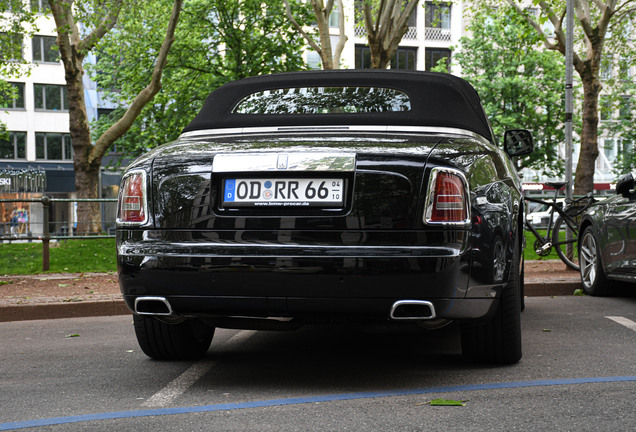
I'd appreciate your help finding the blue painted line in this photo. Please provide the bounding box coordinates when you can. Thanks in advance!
[1,376,635,430]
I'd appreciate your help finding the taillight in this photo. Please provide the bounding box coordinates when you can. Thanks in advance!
[424,168,469,225]
[118,170,148,224]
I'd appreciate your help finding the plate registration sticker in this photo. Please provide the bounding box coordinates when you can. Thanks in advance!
[223,178,344,207]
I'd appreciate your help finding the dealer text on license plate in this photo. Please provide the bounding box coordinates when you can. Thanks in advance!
[223,178,343,207]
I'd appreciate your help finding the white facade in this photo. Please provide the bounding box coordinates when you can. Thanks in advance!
[1,13,70,163]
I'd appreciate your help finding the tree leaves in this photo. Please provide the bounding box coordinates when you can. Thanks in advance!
[455,6,566,178]
[89,0,311,163]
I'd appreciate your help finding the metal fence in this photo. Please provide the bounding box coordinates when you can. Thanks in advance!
[0,196,117,271]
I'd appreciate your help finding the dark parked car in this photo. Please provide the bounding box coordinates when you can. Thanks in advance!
[116,70,533,364]
[579,173,636,295]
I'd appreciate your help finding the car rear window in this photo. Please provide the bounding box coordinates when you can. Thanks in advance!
[232,86,411,114]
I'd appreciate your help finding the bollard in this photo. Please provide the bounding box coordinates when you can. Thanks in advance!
[41,196,50,271]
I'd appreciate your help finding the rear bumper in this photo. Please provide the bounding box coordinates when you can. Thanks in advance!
[117,229,500,321]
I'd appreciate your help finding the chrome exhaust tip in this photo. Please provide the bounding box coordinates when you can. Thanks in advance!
[134,296,174,316]
[390,300,436,320]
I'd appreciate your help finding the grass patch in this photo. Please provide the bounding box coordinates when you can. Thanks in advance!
[0,238,117,275]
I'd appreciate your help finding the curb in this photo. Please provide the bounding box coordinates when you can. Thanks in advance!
[525,279,581,297]
[0,299,129,322]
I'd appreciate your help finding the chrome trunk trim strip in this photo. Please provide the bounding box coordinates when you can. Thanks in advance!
[179,125,490,144]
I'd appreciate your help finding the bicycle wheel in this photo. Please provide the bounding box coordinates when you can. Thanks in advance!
[552,207,583,270]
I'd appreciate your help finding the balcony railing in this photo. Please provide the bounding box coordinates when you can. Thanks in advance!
[354,26,417,40]
[425,27,451,41]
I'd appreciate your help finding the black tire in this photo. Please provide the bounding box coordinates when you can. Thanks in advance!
[579,226,612,296]
[461,231,522,364]
[552,208,582,271]
[133,314,215,360]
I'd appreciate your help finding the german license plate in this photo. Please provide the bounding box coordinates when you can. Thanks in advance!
[223,178,344,207]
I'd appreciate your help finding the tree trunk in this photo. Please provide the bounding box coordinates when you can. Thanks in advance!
[312,1,335,69]
[64,46,102,233]
[367,34,392,68]
[573,75,601,196]
[74,162,101,234]
[363,0,418,69]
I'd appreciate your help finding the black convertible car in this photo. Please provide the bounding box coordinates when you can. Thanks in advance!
[116,70,533,364]
[579,173,636,295]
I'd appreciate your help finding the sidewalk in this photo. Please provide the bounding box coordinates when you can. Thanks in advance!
[0,260,582,322]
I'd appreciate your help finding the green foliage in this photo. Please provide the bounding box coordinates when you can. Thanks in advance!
[455,6,566,178]
[0,239,117,275]
[0,0,37,76]
[597,12,636,176]
[89,0,312,163]
[430,57,449,74]
[0,80,11,137]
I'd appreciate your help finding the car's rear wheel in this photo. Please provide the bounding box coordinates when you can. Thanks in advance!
[460,231,522,364]
[133,314,215,360]
[579,226,611,296]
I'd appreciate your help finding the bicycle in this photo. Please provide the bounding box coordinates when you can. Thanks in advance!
[524,181,596,270]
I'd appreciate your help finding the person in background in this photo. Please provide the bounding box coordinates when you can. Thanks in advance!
[10,210,18,237]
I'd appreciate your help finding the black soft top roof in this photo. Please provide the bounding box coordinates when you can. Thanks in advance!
[182,70,494,142]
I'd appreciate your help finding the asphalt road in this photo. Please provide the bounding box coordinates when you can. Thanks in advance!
[1,295,635,431]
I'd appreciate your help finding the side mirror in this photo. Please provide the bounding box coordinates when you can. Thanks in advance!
[616,173,635,197]
[504,129,534,157]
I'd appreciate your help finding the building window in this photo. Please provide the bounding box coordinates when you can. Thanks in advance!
[0,132,27,159]
[355,45,372,69]
[600,60,612,80]
[34,84,68,111]
[425,48,451,71]
[97,108,115,119]
[619,58,632,80]
[619,96,632,120]
[32,35,59,63]
[600,97,612,121]
[406,4,417,27]
[426,2,451,29]
[36,132,72,160]
[391,47,417,70]
[328,8,340,28]
[306,51,322,70]
[0,32,23,61]
[30,0,51,13]
[0,82,25,109]
[603,138,617,163]
[425,2,451,40]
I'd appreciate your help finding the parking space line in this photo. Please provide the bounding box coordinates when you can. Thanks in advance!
[142,362,213,408]
[141,330,257,408]
[606,316,636,332]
